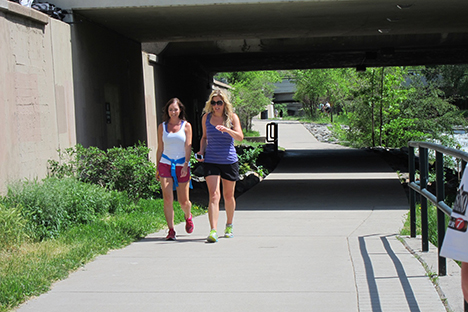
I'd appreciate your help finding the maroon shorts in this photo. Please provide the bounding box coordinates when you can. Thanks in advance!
[158,163,190,183]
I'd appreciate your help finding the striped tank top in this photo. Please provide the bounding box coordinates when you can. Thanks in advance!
[204,113,238,164]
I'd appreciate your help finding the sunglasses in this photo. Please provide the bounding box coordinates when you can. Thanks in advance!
[211,100,224,106]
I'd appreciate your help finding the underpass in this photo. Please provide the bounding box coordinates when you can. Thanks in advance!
[2,2,467,309]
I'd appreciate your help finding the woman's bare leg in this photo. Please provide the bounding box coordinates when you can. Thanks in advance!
[205,175,221,231]
[222,179,236,225]
[176,181,192,218]
[160,177,174,229]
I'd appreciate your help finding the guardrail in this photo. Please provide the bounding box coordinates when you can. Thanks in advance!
[408,141,468,311]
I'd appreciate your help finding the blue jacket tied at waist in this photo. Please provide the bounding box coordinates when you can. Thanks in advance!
[161,154,192,190]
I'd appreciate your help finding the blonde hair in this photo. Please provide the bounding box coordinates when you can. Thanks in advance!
[203,89,234,128]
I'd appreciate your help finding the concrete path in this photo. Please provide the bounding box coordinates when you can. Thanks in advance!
[17,120,463,311]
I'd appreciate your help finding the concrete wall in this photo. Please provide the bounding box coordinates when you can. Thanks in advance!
[0,0,76,194]
[142,52,158,162]
[70,15,147,150]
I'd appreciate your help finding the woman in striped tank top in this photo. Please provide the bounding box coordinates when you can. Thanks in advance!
[196,90,244,243]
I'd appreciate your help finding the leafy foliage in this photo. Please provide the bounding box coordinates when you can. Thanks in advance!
[48,142,160,200]
[0,203,27,250]
[346,67,413,147]
[403,68,466,142]
[216,71,282,131]
[236,144,269,178]
[423,64,468,103]
[287,65,467,148]
[3,178,130,240]
[293,68,354,119]
[295,66,466,148]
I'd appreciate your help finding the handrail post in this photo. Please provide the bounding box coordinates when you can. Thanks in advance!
[436,151,446,276]
[420,147,429,252]
[409,146,416,238]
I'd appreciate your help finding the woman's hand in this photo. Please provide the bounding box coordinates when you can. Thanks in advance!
[215,125,228,133]
[181,162,189,177]
[215,114,243,141]
[195,152,204,162]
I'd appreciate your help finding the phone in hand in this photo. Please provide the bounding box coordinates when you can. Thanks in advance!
[195,154,204,160]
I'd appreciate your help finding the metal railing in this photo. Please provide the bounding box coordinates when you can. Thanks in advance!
[409,141,468,311]
[408,141,468,276]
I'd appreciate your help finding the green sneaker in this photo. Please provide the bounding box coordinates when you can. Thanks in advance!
[225,224,234,238]
[207,229,218,243]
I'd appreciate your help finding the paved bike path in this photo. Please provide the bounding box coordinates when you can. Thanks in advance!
[17,120,463,311]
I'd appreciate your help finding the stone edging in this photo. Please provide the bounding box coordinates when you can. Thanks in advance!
[0,0,49,24]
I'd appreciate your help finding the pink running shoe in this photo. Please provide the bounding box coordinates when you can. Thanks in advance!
[166,228,176,240]
[185,214,194,234]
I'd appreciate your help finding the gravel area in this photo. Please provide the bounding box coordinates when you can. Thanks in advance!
[302,123,338,143]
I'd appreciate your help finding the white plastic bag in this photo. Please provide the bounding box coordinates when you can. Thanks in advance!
[440,164,468,262]
[20,0,34,7]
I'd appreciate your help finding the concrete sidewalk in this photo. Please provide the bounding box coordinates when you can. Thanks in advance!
[17,120,463,311]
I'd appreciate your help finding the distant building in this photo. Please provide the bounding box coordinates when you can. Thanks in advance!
[273,79,303,116]
[213,79,233,92]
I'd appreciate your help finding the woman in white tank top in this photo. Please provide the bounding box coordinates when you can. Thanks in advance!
[156,98,193,240]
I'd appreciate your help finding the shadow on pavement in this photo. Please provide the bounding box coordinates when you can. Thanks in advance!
[236,148,409,212]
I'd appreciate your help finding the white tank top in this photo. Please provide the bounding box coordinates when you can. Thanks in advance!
[160,121,186,166]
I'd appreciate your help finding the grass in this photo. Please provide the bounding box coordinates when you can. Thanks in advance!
[0,182,206,312]
[400,202,448,248]
[269,112,349,126]
[243,129,260,137]
[312,113,349,125]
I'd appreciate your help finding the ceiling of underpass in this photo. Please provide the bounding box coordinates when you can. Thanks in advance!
[66,0,468,72]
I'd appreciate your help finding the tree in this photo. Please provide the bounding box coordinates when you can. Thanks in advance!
[216,71,282,131]
[401,68,466,146]
[423,65,468,104]
[345,66,465,148]
[292,68,354,120]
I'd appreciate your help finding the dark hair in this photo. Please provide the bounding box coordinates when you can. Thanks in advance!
[162,98,186,122]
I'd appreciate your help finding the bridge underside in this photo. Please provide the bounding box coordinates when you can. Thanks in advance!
[64,0,468,72]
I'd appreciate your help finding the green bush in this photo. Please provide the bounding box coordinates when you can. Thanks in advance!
[236,144,269,177]
[48,142,160,200]
[4,178,128,241]
[0,203,27,250]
